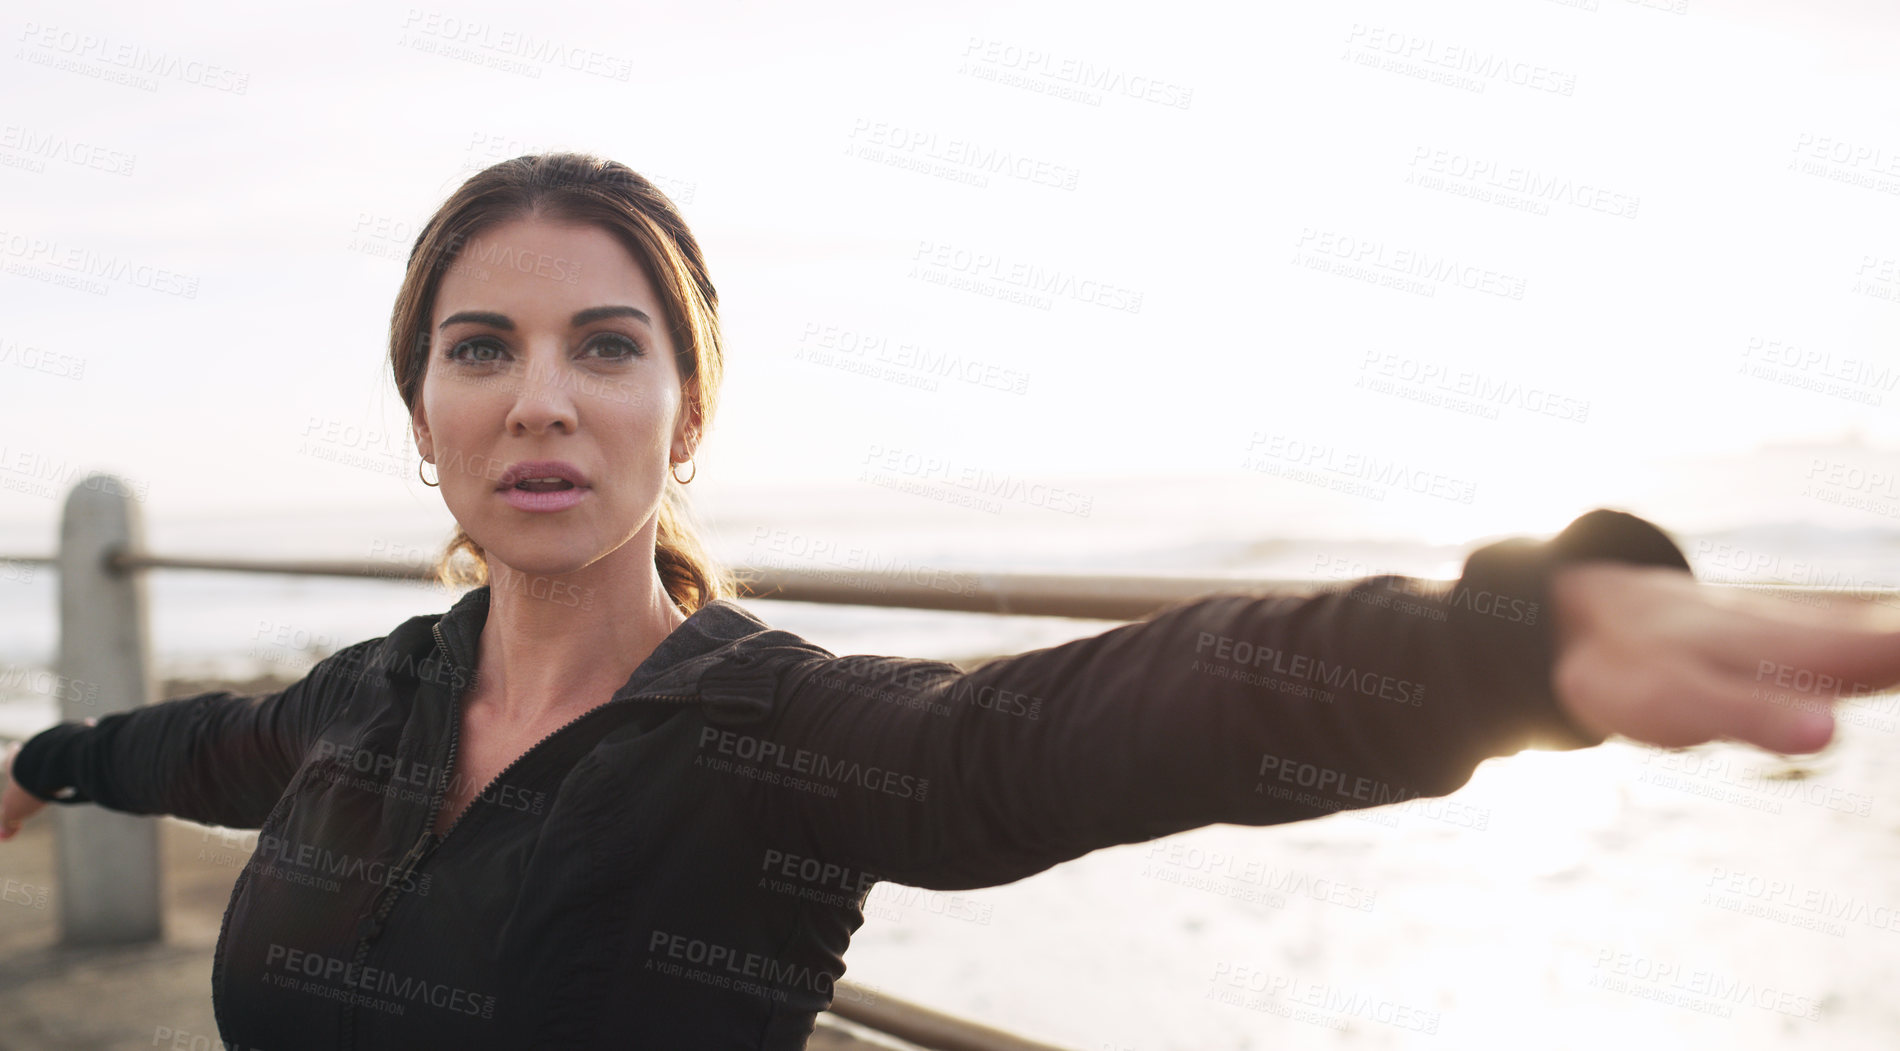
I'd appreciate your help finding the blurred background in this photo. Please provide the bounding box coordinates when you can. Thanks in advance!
[3,0,1899,1047]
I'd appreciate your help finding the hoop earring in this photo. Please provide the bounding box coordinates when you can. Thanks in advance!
[671,458,696,485]
[419,457,440,487]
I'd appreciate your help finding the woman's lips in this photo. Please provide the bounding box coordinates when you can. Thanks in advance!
[499,485,590,512]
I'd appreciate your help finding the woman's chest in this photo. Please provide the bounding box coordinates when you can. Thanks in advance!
[431,710,578,837]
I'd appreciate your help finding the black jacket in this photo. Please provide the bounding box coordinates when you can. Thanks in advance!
[11,508,1693,1049]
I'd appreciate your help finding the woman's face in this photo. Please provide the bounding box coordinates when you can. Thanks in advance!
[410,215,696,579]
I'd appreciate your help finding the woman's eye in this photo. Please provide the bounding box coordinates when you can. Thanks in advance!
[445,334,642,364]
[589,333,645,361]
[447,338,504,364]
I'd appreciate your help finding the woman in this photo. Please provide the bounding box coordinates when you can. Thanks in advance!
[2,153,1893,1049]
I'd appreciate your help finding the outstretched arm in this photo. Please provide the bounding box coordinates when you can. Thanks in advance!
[1,636,385,831]
[725,509,1888,891]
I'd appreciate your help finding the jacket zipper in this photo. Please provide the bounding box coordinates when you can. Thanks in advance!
[338,623,465,1048]
[340,619,700,1046]
[421,621,702,854]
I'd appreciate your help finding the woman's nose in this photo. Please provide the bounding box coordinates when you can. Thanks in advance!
[502,349,580,433]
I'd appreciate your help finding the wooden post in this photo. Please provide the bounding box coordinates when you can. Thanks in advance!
[54,473,163,945]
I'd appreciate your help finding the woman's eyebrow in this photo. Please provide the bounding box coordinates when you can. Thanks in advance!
[438,306,654,330]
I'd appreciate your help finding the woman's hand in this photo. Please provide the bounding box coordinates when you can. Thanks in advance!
[0,738,49,842]
[0,715,96,842]
[1548,562,1900,755]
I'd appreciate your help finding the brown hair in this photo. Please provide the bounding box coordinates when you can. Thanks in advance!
[388,152,737,612]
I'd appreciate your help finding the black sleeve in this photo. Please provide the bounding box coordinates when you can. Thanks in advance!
[8,636,386,829]
[730,508,1693,891]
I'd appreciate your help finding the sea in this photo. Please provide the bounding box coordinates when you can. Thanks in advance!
[2,444,1898,1050]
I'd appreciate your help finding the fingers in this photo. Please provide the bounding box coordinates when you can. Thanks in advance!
[0,797,25,843]
[1727,622,1900,710]
[1,742,36,843]
[1789,617,1900,694]
[1686,589,1900,701]
[1689,653,1838,756]
[1584,648,1836,756]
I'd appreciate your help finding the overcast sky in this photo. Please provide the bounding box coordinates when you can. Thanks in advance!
[4,0,1898,549]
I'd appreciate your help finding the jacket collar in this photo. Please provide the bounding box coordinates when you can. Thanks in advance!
[377,585,825,722]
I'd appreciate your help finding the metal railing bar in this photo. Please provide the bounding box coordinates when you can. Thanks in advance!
[826,981,1077,1051]
[0,547,1880,625]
